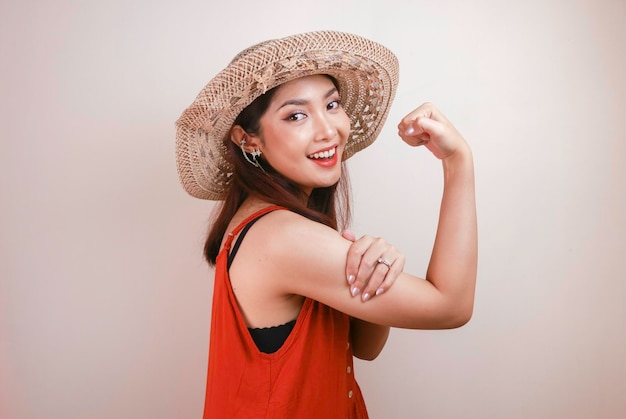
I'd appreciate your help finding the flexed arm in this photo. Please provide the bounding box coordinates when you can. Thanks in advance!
[397,103,477,325]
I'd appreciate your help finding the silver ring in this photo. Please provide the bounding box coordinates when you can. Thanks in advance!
[377,257,392,268]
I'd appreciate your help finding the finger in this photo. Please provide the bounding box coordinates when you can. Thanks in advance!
[341,229,356,242]
[397,103,450,142]
[397,102,435,133]
[351,238,392,299]
[417,116,444,139]
[371,253,406,297]
[397,126,428,147]
[360,251,401,301]
[397,115,431,146]
[400,102,447,126]
[360,262,392,302]
[345,234,374,287]
[398,118,424,136]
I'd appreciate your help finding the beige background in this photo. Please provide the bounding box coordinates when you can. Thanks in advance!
[2,0,625,418]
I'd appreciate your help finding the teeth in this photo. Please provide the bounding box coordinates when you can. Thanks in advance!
[310,147,336,159]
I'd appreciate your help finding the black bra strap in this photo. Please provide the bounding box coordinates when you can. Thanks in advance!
[227,212,271,270]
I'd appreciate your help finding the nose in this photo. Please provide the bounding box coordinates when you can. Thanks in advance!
[312,110,337,142]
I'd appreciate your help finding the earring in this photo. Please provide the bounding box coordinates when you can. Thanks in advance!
[240,138,267,173]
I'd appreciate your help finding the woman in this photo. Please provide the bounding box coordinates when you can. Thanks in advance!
[176,31,477,418]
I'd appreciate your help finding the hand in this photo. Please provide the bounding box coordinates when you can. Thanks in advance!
[342,230,405,302]
[397,102,469,160]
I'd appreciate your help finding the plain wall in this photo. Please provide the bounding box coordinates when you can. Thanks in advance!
[1,0,625,418]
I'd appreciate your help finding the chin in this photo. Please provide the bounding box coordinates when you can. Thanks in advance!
[315,178,341,190]
[299,169,343,193]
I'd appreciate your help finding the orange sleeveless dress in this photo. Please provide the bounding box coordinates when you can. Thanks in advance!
[203,206,369,418]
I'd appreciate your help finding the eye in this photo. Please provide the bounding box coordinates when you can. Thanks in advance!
[327,99,341,110]
[286,111,306,121]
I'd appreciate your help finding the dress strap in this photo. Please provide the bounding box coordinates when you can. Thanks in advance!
[222,205,286,256]
[228,214,268,270]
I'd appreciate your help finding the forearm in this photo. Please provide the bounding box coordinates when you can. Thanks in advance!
[426,148,477,324]
[349,317,390,360]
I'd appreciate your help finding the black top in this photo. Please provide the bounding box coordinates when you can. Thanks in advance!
[227,212,296,354]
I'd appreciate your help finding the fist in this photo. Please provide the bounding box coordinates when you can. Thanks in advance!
[397,103,469,160]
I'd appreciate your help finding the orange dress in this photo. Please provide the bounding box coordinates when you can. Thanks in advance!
[203,206,369,419]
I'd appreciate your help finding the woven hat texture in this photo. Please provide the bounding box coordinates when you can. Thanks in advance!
[176,30,399,200]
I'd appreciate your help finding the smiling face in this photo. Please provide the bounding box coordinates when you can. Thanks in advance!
[251,75,351,195]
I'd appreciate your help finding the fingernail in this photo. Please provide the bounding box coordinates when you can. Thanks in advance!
[375,288,384,296]
[348,275,355,284]
[405,126,415,135]
[362,293,370,302]
[351,287,360,297]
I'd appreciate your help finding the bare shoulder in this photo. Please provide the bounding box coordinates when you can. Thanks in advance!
[248,210,351,266]
[254,209,346,245]
[237,209,351,290]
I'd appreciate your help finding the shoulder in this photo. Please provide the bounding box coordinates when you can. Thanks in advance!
[252,209,348,254]
[239,208,350,280]
[229,208,352,312]
[241,209,353,297]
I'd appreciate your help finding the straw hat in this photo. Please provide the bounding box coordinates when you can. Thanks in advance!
[176,30,399,200]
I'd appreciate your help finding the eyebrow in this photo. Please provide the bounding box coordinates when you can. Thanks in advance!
[276,87,338,110]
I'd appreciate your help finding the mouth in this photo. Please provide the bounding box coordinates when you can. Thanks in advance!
[308,146,337,160]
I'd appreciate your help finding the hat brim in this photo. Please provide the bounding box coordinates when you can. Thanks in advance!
[176,31,399,200]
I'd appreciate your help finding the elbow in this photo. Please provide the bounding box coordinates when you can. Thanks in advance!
[404,308,473,330]
[442,287,476,329]
[444,303,474,329]
[354,353,379,362]
[352,342,386,361]
[421,297,474,330]
[447,310,473,329]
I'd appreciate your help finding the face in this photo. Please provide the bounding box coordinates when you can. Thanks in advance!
[252,75,351,195]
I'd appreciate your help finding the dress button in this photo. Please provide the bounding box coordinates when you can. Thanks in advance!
[347,366,351,374]
[348,390,353,398]
[346,342,350,350]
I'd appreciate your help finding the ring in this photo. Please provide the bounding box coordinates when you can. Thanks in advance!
[377,257,392,268]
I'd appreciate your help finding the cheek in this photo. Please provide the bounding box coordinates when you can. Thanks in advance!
[340,114,351,141]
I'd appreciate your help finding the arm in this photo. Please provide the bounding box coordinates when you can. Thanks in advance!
[425,150,476,324]
[350,317,390,360]
[398,103,477,325]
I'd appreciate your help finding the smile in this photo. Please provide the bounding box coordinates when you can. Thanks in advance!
[308,147,337,160]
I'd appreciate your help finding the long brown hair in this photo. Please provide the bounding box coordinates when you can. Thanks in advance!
[204,78,352,265]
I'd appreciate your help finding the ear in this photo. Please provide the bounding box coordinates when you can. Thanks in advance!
[230,125,261,152]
